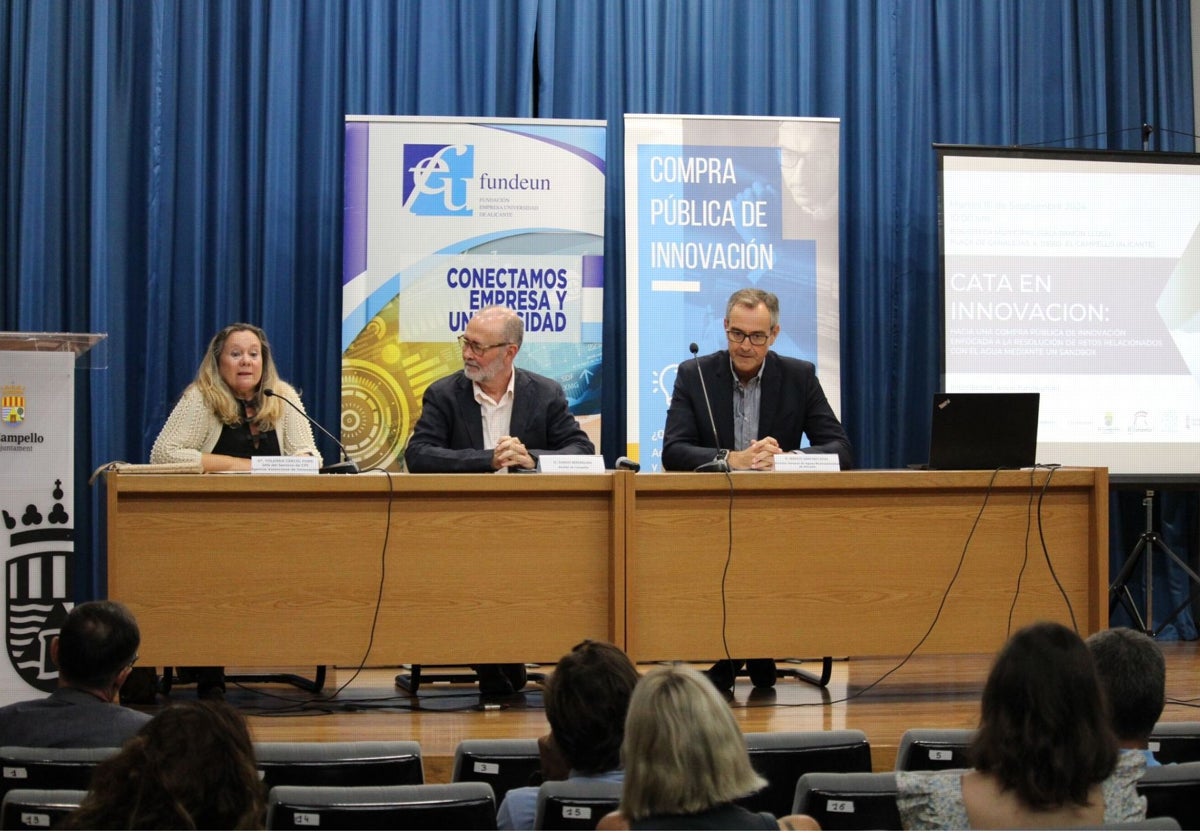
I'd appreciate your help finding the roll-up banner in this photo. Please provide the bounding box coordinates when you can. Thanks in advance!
[0,351,75,702]
[624,115,841,471]
[342,117,607,470]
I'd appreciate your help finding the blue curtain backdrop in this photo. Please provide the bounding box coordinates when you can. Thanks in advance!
[2,0,1197,636]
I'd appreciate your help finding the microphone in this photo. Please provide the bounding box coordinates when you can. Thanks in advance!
[615,456,641,473]
[263,388,359,474]
[689,343,730,473]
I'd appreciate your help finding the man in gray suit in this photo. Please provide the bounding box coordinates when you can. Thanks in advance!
[404,305,595,698]
[0,601,151,748]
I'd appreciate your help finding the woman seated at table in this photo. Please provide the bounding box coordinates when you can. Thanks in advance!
[896,621,1147,829]
[151,322,320,472]
[148,323,320,699]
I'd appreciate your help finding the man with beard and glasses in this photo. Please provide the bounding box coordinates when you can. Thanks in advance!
[404,305,595,699]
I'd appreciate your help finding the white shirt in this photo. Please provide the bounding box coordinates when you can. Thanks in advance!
[474,373,516,472]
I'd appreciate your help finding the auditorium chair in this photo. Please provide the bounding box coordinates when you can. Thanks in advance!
[1086,817,1181,830]
[0,789,86,830]
[1150,722,1200,766]
[792,771,903,831]
[739,729,873,817]
[0,747,118,801]
[266,782,496,830]
[894,728,975,771]
[533,779,622,830]
[1138,761,1200,831]
[254,741,423,791]
[451,738,542,801]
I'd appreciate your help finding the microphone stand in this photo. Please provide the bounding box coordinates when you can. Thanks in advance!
[263,388,359,474]
[689,343,730,473]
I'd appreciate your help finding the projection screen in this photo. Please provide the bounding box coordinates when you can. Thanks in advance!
[936,144,1200,481]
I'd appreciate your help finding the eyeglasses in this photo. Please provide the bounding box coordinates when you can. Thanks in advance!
[457,335,511,355]
[726,329,771,346]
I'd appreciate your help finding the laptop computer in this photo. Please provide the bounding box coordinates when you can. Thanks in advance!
[927,392,1040,470]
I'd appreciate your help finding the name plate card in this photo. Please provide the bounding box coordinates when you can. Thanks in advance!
[251,456,320,475]
[773,453,841,473]
[538,454,606,474]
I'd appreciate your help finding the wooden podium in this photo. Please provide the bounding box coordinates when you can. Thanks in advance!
[105,468,1106,667]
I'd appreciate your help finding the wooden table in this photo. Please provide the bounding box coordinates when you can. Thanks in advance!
[625,468,1108,661]
[106,473,624,666]
[106,468,1106,666]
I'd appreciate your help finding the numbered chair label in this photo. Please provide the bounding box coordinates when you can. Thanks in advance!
[21,813,50,828]
[473,761,500,775]
[562,806,593,820]
[928,749,953,761]
[826,799,856,813]
[293,813,321,826]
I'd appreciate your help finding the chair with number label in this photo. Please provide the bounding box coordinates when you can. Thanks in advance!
[266,782,496,830]
[452,738,542,803]
[254,741,423,793]
[533,779,622,831]
[0,747,118,802]
[739,730,873,818]
[0,789,87,830]
[1150,722,1200,766]
[894,728,975,771]
[792,771,902,831]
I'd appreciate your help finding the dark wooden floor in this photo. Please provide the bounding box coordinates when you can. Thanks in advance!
[134,642,1200,785]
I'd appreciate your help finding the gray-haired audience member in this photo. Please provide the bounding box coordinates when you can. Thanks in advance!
[0,601,151,748]
[497,640,639,830]
[1087,626,1167,767]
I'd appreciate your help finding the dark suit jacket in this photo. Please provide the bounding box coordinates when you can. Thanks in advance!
[661,350,852,471]
[404,367,595,473]
[0,686,151,748]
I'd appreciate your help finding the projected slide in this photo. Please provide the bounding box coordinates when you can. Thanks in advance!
[938,146,1200,478]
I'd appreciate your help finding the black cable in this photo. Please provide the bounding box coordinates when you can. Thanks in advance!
[1006,467,1039,637]
[236,467,395,713]
[719,469,735,664]
[1016,124,1200,148]
[1033,464,1076,631]
[770,467,1008,708]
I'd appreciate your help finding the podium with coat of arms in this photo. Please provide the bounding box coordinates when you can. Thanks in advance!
[0,332,105,703]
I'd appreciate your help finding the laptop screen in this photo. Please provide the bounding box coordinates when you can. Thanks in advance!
[927,392,1040,470]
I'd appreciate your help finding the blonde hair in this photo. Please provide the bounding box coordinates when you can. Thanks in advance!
[193,323,285,428]
[619,665,765,821]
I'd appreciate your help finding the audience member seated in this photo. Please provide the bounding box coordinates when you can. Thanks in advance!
[896,622,1147,829]
[63,701,265,829]
[596,665,819,831]
[1087,626,1167,767]
[0,601,150,748]
[497,640,639,830]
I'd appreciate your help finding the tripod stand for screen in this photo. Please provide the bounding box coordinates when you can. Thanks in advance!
[1108,489,1200,636]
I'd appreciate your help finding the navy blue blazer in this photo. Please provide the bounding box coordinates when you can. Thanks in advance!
[404,367,594,473]
[661,350,852,471]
